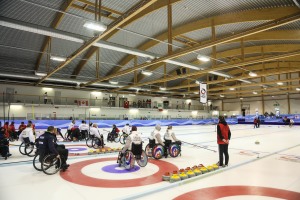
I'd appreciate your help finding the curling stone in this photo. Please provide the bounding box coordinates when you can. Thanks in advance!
[255,140,260,145]
[212,164,219,170]
[185,167,191,171]
[170,174,181,183]
[206,166,214,172]
[88,150,94,155]
[162,172,171,181]
[101,149,106,153]
[200,167,208,174]
[193,168,202,176]
[179,168,185,173]
[187,170,195,178]
[96,149,100,153]
[179,172,188,180]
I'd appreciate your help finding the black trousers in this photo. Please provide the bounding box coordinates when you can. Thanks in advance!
[57,145,68,165]
[218,144,229,166]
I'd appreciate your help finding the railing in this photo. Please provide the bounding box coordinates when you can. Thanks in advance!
[0,93,207,111]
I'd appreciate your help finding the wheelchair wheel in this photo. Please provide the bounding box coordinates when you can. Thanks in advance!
[86,137,93,148]
[152,144,164,160]
[114,134,120,143]
[136,150,148,167]
[92,138,102,149]
[33,153,42,171]
[119,134,127,145]
[168,143,181,158]
[145,144,152,157]
[19,142,27,155]
[123,151,135,170]
[25,143,36,157]
[41,154,62,175]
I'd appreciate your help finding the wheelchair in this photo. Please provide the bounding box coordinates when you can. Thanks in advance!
[19,138,37,157]
[145,139,181,160]
[118,143,148,170]
[119,132,129,145]
[106,131,120,143]
[33,151,64,175]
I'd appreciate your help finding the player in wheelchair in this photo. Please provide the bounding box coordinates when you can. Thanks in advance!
[38,126,70,173]
[117,126,148,169]
[0,127,12,159]
[107,124,120,142]
[18,123,36,156]
[164,125,181,158]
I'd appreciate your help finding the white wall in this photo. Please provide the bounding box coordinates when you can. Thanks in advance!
[212,94,300,115]
[0,83,210,119]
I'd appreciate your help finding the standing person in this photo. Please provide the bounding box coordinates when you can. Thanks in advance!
[253,118,258,129]
[38,126,69,171]
[43,92,48,104]
[217,116,231,167]
[257,117,261,128]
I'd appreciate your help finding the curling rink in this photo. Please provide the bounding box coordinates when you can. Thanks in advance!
[1,124,300,200]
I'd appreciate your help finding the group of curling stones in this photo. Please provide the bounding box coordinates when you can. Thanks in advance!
[162,164,220,183]
[88,147,122,155]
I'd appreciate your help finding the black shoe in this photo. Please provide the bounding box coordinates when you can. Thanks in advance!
[7,153,12,157]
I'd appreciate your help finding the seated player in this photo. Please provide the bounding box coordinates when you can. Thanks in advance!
[152,124,167,158]
[0,127,12,158]
[107,124,120,142]
[164,125,181,148]
[79,120,89,139]
[90,123,105,148]
[19,124,35,144]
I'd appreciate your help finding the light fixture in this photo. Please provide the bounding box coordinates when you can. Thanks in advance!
[162,96,167,99]
[50,55,66,62]
[164,59,201,70]
[197,55,210,62]
[145,57,153,63]
[272,96,275,98]
[159,87,167,91]
[34,71,47,76]
[253,91,258,94]
[130,87,141,91]
[229,88,235,91]
[220,94,225,97]
[209,71,232,78]
[141,70,153,76]
[296,88,300,91]
[240,97,243,100]
[249,72,257,77]
[129,94,136,96]
[194,92,199,94]
[238,79,252,84]
[195,80,200,84]
[277,82,284,85]
[83,21,107,32]
[109,80,118,85]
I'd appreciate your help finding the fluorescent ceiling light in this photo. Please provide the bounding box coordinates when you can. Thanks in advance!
[50,56,66,62]
[109,80,118,85]
[296,88,300,91]
[253,91,258,94]
[83,21,107,32]
[130,87,141,91]
[35,71,47,76]
[238,79,252,84]
[229,88,235,91]
[129,94,136,96]
[197,55,210,62]
[162,96,168,99]
[220,94,225,97]
[159,87,167,91]
[94,41,157,59]
[195,80,200,84]
[277,82,284,85]
[164,59,201,70]
[194,92,199,94]
[141,70,153,76]
[209,71,232,78]
[249,72,257,77]
[145,57,153,63]
[240,97,243,100]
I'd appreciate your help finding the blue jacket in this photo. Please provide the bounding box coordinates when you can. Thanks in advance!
[38,132,59,155]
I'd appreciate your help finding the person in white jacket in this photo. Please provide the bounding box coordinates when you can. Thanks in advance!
[164,125,181,149]
[118,126,143,163]
[122,124,131,135]
[151,124,168,158]
[19,124,35,143]
[89,123,104,147]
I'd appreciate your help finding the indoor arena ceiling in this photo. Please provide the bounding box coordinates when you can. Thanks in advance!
[0,0,300,100]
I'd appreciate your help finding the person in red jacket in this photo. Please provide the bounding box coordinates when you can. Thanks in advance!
[3,122,9,138]
[18,122,27,137]
[253,118,258,129]
[8,122,17,140]
[217,116,231,167]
